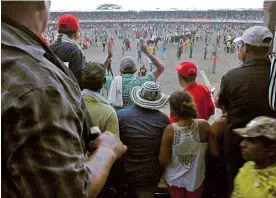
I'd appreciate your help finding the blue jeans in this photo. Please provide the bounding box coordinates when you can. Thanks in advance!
[212,64,216,73]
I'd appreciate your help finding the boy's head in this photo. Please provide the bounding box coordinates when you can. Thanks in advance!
[175,61,197,88]
[234,116,276,163]
[81,62,106,92]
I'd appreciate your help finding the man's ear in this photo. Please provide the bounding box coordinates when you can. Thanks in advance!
[243,45,248,53]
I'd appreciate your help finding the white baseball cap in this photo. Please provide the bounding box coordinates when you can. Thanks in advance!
[234,26,273,47]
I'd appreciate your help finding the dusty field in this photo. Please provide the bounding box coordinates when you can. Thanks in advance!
[83,31,240,188]
[84,31,238,115]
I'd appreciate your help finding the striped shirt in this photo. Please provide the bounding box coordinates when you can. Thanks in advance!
[269,54,276,111]
[1,16,92,197]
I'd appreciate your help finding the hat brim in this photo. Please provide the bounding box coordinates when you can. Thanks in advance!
[233,126,258,138]
[130,86,169,110]
[233,37,242,43]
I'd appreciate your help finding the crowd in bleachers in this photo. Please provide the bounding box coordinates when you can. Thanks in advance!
[49,9,264,22]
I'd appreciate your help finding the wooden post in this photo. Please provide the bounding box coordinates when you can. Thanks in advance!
[264,1,276,52]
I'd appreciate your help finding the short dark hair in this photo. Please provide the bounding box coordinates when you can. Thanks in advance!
[58,30,76,39]
[242,41,270,56]
[179,74,196,83]
[246,44,270,55]
[258,136,276,148]
[169,91,197,119]
[121,67,136,74]
[81,62,106,91]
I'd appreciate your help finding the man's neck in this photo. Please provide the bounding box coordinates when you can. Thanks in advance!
[13,15,41,37]
[244,54,266,62]
[182,82,195,89]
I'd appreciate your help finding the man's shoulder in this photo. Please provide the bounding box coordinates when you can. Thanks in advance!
[139,72,155,83]
[50,41,81,57]
[223,62,270,81]
[157,111,170,122]
[94,101,116,115]
[239,161,255,174]
[187,83,211,95]
[117,107,136,117]
[223,67,243,77]
[195,83,210,91]
[2,47,79,109]
[85,99,116,116]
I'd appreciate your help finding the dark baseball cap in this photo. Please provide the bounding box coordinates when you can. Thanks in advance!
[120,56,136,72]
[82,62,106,83]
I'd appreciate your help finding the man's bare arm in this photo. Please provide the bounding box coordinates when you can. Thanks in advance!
[103,36,113,68]
[140,41,164,80]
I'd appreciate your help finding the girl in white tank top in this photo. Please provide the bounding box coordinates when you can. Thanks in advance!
[159,91,219,198]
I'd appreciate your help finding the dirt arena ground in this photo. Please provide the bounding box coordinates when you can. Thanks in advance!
[83,31,253,189]
[84,31,238,115]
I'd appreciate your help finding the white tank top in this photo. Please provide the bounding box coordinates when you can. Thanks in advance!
[165,120,207,192]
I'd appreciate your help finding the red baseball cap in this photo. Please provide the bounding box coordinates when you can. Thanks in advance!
[58,14,80,32]
[175,61,197,77]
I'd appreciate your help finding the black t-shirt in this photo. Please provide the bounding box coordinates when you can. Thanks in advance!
[50,41,85,88]
[219,59,275,132]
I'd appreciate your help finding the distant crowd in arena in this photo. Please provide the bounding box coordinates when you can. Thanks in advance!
[2,1,276,198]
[49,9,264,22]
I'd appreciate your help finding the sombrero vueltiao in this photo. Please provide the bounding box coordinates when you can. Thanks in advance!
[130,81,169,109]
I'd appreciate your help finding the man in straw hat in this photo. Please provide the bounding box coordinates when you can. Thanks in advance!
[232,116,276,198]
[117,81,170,198]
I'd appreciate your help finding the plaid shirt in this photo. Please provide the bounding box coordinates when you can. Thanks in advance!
[1,17,92,197]
[106,73,156,109]
[121,73,155,108]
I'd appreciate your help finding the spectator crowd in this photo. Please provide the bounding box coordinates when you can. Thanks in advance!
[2,1,276,198]
[49,9,264,22]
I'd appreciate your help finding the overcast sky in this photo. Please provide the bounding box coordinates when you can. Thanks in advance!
[50,0,263,11]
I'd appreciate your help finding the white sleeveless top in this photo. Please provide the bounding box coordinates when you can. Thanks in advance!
[165,120,207,192]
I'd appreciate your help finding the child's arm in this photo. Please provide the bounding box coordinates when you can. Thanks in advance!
[159,124,174,165]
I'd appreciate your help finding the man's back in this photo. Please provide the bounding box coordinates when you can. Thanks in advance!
[219,59,275,131]
[121,73,155,108]
[2,19,91,197]
[83,95,119,136]
[117,106,169,187]
[186,82,215,120]
[50,39,85,87]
